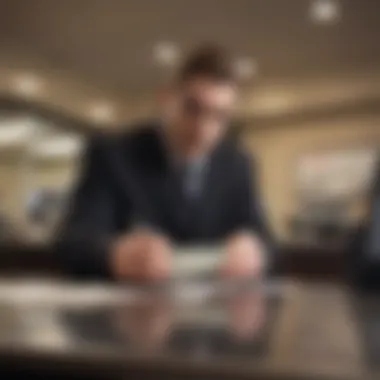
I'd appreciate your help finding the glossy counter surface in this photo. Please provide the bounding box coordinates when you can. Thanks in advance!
[0,278,377,380]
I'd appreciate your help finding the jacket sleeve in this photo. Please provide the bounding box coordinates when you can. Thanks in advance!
[231,155,277,274]
[54,135,121,279]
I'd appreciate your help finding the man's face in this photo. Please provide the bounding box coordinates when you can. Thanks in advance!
[162,77,237,152]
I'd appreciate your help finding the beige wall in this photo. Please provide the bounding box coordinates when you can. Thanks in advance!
[32,161,78,190]
[0,159,24,220]
[0,157,78,225]
[245,115,380,240]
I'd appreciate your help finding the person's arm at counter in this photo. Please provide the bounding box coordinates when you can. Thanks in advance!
[54,136,118,279]
[54,135,172,280]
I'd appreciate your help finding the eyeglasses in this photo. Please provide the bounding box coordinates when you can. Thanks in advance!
[181,96,232,124]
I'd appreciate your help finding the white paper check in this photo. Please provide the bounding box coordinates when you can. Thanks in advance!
[172,246,223,277]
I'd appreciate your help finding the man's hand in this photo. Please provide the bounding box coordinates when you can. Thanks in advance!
[220,232,266,278]
[110,230,172,281]
[115,297,172,350]
[227,292,266,340]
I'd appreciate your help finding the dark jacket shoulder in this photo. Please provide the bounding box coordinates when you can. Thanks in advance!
[214,137,256,181]
[84,121,163,171]
[87,121,160,152]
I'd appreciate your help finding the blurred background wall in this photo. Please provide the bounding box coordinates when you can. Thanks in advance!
[0,0,379,247]
[248,115,380,238]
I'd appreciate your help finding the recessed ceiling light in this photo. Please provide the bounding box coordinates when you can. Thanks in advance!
[310,0,341,24]
[235,58,259,80]
[12,73,43,97]
[87,102,115,123]
[153,41,179,67]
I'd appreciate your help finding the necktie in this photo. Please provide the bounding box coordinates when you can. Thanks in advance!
[178,162,203,238]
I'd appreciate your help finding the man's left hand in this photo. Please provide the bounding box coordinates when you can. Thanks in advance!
[220,232,266,278]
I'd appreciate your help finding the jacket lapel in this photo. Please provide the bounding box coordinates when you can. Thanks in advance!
[191,145,224,240]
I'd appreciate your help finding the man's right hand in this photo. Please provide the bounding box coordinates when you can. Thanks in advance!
[110,230,172,281]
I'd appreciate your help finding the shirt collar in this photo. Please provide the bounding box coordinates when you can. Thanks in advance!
[156,123,209,170]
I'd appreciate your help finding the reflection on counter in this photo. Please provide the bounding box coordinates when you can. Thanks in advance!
[0,279,377,379]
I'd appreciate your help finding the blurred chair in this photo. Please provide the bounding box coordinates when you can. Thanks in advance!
[0,211,18,243]
[348,159,380,291]
[289,200,354,247]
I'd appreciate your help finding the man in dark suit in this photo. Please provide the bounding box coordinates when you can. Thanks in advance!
[56,45,274,281]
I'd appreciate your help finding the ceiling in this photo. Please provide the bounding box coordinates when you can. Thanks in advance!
[0,0,379,93]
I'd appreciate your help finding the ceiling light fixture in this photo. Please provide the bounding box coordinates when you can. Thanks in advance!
[235,58,259,81]
[153,41,180,67]
[87,102,115,123]
[310,0,341,24]
[12,73,43,97]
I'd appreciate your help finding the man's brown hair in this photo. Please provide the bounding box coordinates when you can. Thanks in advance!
[178,44,237,83]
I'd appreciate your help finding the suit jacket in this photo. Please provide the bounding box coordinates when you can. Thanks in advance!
[55,122,275,278]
